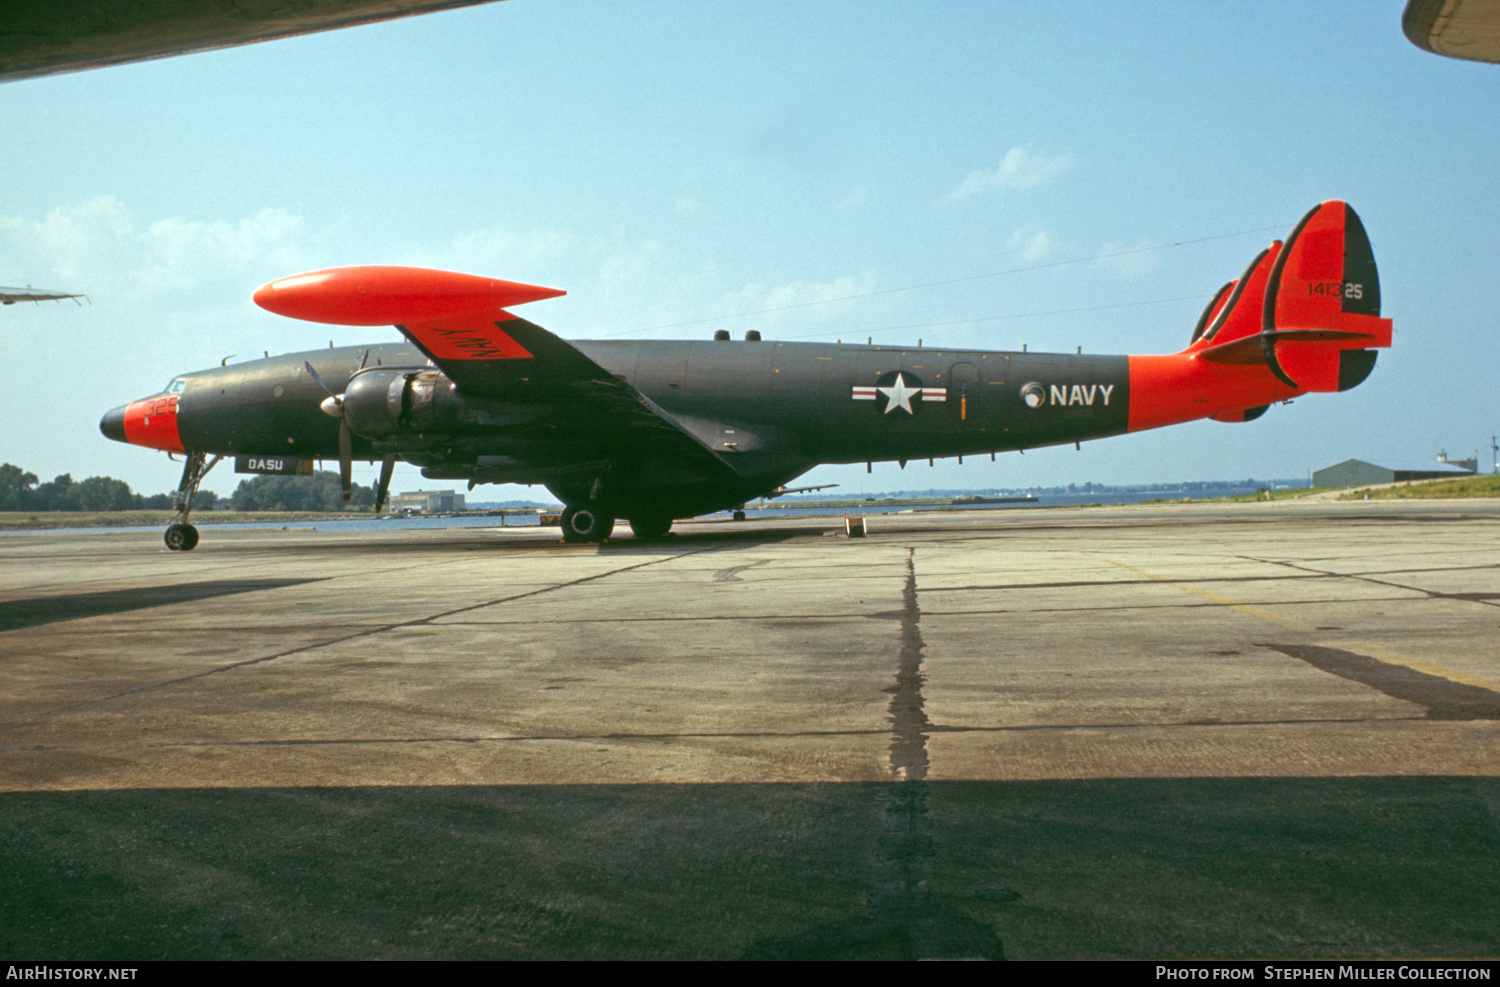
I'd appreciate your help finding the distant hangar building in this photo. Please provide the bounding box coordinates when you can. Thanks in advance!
[1314,456,1477,488]
[391,489,465,513]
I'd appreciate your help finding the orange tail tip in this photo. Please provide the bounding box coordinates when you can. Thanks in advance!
[1132,202,1392,433]
[1262,201,1392,391]
[253,266,565,327]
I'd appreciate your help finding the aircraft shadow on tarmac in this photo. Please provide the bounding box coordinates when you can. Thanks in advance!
[0,578,325,633]
[1,777,1496,960]
[185,524,831,556]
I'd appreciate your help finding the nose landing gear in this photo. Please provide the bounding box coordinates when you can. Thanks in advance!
[164,451,221,551]
[164,523,199,551]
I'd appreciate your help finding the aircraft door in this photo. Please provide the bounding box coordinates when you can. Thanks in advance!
[950,362,979,423]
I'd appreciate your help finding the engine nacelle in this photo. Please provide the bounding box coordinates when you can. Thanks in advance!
[341,368,551,439]
[341,369,410,438]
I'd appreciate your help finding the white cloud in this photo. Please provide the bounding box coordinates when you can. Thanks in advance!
[0,195,309,297]
[1007,226,1056,263]
[838,186,874,209]
[440,226,577,270]
[718,270,880,334]
[944,147,1073,202]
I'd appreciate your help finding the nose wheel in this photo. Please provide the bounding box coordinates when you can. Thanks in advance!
[560,504,615,543]
[164,523,199,552]
[163,451,221,551]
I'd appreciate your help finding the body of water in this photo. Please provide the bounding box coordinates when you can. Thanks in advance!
[11,486,1279,537]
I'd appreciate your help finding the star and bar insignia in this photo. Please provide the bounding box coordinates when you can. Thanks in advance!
[851,371,946,415]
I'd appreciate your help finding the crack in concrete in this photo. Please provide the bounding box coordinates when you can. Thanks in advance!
[864,548,1000,959]
[11,711,1433,752]
[711,559,771,583]
[885,549,930,783]
[742,545,1001,959]
[1242,557,1500,608]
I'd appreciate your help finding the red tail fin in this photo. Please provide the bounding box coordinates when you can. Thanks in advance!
[1130,202,1393,434]
[1189,242,1282,360]
[1261,201,1392,392]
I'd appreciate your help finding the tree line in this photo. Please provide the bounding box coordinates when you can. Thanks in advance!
[1,463,375,513]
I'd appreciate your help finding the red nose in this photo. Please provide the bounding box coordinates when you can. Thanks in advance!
[101,394,184,452]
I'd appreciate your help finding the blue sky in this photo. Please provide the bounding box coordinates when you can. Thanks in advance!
[1,1,1495,500]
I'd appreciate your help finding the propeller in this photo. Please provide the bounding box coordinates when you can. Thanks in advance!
[306,353,395,508]
[305,357,363,503]
[374,455,396,513]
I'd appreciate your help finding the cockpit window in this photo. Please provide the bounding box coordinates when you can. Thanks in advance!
[165,378,186,394]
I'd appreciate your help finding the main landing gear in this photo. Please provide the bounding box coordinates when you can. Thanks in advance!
[164,451,221,552]
[627,514,673,540]
[559,506,676,542]
[560,504,615,543]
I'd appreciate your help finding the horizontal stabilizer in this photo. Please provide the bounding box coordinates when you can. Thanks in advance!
[1199,328,1376,365]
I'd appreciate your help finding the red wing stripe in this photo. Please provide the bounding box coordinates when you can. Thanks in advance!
[399,313,533,361]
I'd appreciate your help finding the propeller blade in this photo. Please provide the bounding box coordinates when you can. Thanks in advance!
[305,361,340,404]
[374,455,396,513]
[338,419,353,502]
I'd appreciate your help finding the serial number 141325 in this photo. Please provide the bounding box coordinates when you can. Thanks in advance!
[1309,281,1362,299]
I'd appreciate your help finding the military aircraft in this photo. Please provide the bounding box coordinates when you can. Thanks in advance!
[2,286,84,305]
[100,200,1392,550]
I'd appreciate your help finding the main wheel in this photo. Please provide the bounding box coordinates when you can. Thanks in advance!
[733,510,746,522]
[560,504,615,542]
[164,523,199,551]
[628,515,673,539]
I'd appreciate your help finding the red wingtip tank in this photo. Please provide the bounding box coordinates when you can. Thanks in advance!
[252,266,565,326]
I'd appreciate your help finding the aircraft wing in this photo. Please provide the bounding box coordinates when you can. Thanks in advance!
[254,266,749,478]
[767,483,839,497]
[0,1,504,83]
[1403,0,1500,63]
[1,287,84,305]
[407,310,747,473]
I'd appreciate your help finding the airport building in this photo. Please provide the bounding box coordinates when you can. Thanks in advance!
[1313,454,1477,488]
[390,489,465,513]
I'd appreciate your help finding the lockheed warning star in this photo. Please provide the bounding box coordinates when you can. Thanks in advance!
[101,201,1392,550]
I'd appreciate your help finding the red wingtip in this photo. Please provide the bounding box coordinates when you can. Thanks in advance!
[253,266,565,326]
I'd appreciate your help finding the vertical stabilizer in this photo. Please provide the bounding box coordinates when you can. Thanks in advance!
[1260,201,1392,391]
